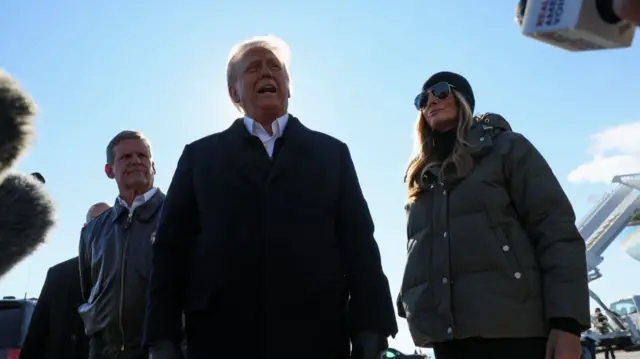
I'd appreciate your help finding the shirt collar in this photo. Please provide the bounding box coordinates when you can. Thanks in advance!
[117,187,158,210]
[243,113,289,136]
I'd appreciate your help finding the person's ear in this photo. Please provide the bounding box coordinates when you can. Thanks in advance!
[151,161,156,176]
[229,86,241,104]
[285,75,291,98]
[105,164,115,179]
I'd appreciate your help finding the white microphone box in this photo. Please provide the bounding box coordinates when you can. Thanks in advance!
[521,0,636,51]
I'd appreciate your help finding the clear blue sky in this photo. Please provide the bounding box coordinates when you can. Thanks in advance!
[1,0,639,353]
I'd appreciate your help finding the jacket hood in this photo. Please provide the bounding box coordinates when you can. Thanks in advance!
[465,113,512,157]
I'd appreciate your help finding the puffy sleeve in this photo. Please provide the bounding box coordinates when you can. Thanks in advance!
[503,132,590,331]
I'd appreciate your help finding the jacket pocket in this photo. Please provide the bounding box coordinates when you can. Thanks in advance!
[129,230,154,280]
[400,282,441,345]
[494,226,530,302]
[399,226,434,321]
[401,282,437,323]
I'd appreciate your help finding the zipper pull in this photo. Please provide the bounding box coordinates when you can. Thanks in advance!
[125,212,133,228]
[121,344,125,351]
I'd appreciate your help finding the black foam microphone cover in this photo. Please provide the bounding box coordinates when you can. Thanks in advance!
[0,173,55,278]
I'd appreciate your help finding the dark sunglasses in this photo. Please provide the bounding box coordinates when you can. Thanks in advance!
[414,82,456,110]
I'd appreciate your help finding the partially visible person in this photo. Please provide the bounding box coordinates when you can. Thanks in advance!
[593,308,616,359]
[79,130,165,359]
[20,202,111,359]
[144,35,397,359]
[397,71,590,359]
[84,202,111,226]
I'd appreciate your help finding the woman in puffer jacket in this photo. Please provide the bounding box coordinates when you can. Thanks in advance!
[397,71,590,359]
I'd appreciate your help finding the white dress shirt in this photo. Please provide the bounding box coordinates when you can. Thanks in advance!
[117,187,158,213]
[243,113,289,157]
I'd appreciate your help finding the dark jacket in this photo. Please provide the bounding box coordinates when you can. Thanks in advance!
[79,190,165,358]
[144,116,398,359]
[398,114,590,346]
[19,257,89,359]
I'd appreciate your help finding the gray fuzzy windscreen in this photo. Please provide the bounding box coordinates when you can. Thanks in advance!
[0,173,55,278]
[0,70,37,179]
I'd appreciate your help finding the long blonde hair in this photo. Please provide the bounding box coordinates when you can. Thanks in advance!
[405,90,475,201]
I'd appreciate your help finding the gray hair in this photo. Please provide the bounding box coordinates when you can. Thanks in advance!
[226,35,292,113]
[106,130,152,165]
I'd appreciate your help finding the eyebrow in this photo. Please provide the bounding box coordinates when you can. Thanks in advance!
[243,58,261,67]
[244,55,279,67]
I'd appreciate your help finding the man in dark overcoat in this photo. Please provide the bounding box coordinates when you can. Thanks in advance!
[144,35,398,359]
[20,202,110,359]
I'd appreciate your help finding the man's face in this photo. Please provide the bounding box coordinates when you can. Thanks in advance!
[105,138,155,190]
[230,47,289,117]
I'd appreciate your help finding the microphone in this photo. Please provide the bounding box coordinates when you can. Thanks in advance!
[0,173,54,278]
[517,0,636,51]
[0,69,37,176]
[0,69,53,279]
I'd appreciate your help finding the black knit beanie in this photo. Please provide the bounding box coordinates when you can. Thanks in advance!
[422,71,475,113]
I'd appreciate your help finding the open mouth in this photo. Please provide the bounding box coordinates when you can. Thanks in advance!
[257,84,277,94]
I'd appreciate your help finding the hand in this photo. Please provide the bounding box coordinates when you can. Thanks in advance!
[546,329,582,359]
[350,331,388,359]
[614,0,640,25]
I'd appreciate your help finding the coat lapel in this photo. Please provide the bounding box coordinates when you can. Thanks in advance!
[228,118,272,188]
[227,115,309,187]
[268,115,307,185]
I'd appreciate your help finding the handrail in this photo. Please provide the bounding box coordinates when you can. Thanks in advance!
[586,214,620,250]
[585,192,639,251]
[578,188,616,231]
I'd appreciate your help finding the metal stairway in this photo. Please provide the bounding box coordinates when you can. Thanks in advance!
[577,173,640,282]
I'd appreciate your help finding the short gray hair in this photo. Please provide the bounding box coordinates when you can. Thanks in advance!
[106,130,152,165]
[226,35,292,113]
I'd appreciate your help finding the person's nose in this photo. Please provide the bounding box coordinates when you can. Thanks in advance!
[130,154,142,164]
[259,61,273,78]
[426,93,440,108]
